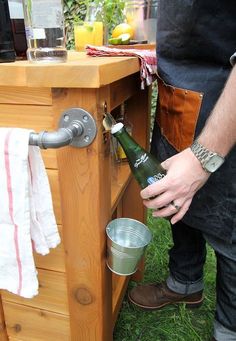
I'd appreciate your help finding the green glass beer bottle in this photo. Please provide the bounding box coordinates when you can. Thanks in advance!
[111,122,166,189]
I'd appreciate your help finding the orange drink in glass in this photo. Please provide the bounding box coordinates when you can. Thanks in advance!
[93,22,103,46]
[74,21,104,51]
[74,22,94,51]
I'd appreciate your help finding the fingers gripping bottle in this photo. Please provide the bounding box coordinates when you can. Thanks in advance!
[111,123,166,189]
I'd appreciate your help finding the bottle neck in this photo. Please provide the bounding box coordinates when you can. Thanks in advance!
[113,126,144,156]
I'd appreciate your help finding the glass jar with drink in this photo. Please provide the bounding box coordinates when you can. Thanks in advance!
[22,0,67,63]
[124,0,158,43]
[74,3,104,52]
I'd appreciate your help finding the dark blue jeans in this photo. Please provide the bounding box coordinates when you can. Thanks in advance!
[168,221,236,339]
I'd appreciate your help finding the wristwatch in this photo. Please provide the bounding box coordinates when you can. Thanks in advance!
[190,140,225,173]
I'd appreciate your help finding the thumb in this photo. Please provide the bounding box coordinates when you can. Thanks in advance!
[161,158,171,170]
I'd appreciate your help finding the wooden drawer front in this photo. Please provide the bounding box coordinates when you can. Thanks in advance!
[0,87,52,105]
[0,104,53,130]
[3,302,70,341]
[34,225,66,272]
[0,104,57,169]
[2,269,69,315]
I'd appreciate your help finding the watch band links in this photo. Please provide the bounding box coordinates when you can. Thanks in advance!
[191,140,225,173]
[191,140,215,166]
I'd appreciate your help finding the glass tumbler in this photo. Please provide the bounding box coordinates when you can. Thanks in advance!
[22,0,67,63]
[125,0,158,43]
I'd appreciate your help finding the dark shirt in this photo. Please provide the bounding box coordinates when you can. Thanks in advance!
[152,0,236,242]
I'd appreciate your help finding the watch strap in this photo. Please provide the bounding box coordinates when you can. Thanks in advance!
[191,140,216,167]
[190,140,225,173]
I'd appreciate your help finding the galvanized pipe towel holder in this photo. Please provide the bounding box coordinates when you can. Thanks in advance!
[29,108,97,149]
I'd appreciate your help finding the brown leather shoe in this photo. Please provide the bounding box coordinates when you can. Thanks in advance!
[128,281,203,310]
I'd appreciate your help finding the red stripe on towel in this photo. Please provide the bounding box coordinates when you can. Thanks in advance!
[4,130,22,295]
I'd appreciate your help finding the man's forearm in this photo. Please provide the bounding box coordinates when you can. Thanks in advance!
[198,65,236,156]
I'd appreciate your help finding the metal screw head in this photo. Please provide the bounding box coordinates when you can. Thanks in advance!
[64,114,70,122]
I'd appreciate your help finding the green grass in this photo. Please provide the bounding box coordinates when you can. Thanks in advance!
[113,213,216,341]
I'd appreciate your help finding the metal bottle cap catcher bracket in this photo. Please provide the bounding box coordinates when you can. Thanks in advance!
[29,108,97,149]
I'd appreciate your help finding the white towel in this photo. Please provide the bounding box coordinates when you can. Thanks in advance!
[0,128,60,298]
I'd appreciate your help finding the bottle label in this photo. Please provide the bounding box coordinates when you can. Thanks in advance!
[25,27,46,40]
[147,173,165,185]
[31,0,63,28]
[134,153,149,168]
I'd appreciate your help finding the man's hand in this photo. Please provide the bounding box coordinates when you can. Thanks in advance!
[140,148,210,224]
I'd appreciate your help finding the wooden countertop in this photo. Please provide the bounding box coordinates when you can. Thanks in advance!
[0,51,140,88]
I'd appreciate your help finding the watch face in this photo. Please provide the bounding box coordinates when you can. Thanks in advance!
[205,155,224,172]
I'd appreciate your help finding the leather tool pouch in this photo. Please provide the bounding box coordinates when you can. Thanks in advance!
[156,77,204,152]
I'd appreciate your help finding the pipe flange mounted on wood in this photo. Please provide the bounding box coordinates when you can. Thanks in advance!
[59,108,97,148]
[29,108,97,149]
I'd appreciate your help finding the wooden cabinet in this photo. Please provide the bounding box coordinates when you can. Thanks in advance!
[0,52,150,340]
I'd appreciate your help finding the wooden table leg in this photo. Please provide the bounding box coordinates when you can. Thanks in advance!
[56,88,113,341]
